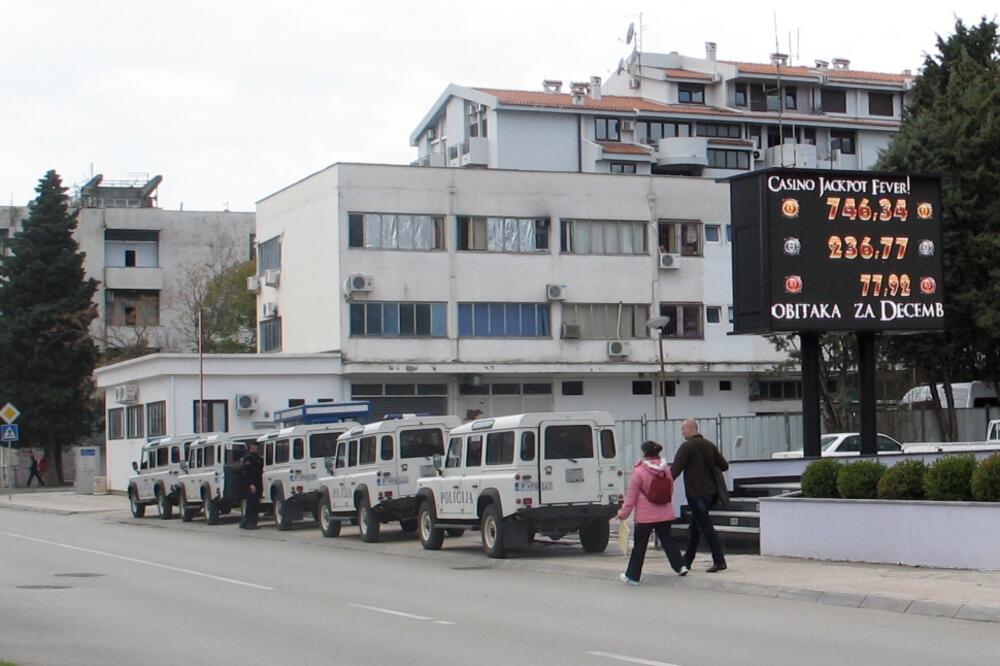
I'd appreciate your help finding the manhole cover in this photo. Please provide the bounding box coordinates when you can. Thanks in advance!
[17,585,72,590]
[54,573,104,578]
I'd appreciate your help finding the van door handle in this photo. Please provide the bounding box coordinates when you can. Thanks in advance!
[451,485,460,489]
[471,485,479,489]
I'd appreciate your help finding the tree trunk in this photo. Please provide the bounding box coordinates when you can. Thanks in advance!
[48,443,65,486]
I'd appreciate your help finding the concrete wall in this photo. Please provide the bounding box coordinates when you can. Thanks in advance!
[495,111,580,172]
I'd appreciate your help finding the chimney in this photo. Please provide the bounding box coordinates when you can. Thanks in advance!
[902,69,912,77]
[814,59,829,69]
[705,42,717,62]
[570,81,589,106]
[832,58,850,70]
[589,76,602,100]
[770,52,789,67]
[542,79,563,94]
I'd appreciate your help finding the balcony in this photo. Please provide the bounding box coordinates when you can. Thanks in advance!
[764,143,818,169]
[104,266,164,291]
[655,137,709,169]
[459,137,488,167]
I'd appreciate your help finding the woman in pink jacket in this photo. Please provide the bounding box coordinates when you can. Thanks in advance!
[617,440,688,585]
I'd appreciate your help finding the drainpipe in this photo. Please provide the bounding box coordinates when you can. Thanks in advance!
[577,115,583,172]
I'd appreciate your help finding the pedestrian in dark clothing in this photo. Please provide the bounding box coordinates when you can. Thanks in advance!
[27,453,45,487]
[239,443,263,530]
[617,441,688,585]
[671,419,729,572]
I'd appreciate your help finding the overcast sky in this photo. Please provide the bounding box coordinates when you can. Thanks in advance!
[3,1,995,212]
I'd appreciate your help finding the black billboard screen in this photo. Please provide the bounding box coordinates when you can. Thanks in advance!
[730,169,944,334]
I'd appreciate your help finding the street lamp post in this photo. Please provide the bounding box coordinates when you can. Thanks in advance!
[645,316,671,420]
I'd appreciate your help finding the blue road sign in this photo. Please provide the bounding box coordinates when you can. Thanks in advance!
[1,424,19,442]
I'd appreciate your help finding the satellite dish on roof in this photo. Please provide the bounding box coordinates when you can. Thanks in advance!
[626,22,635,45]
[617,58,625,74]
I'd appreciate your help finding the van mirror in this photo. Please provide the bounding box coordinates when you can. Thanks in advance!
[325,457,335,474]
[132,461,139,472]
[432,454,443,473]
[179,461,189,473]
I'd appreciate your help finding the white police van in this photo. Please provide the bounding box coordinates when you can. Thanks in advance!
[316,415,462,541]
[128,434,203,519]
[177,433,258,524]
[415,412,623,558]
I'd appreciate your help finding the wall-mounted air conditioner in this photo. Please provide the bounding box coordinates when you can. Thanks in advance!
[263,269,281,287]
[607,340,631,357]
[658,253,681,270]
[262,302,278,319]
[620,120,635,132]
[235,393,259,413]
[753,149,764,161]
[629,78,640,89]
[114,384,139,405]
[246,276,260,293]
[345,273,374,296]
[560,323,582,339]
[546,284,568,301]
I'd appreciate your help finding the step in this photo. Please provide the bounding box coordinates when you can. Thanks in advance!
[678,510,760,530]
[733,482,801,498]
[671,523,759,535]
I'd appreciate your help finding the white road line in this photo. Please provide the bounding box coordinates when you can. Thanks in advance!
[434,620,456,625]
[587,651,683,666]
[348,603,447,622]
[0,531,274,591]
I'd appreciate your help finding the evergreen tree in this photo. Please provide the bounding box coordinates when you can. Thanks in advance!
[0,170,100,483]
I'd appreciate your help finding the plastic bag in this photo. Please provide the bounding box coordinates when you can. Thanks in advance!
[618,519,631,556]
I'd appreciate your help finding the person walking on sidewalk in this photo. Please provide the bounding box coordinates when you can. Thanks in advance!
[617,440,688,585]
[672,419,729,573]
[26,453,45,487]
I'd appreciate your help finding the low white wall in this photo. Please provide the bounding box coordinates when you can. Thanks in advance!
[760,496,1000,570]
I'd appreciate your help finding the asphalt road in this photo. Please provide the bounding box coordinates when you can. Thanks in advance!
[1,509,998,666]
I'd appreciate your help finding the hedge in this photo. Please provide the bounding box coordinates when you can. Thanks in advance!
[801,459,840,498]
[971,453,1000,502]
[924,455,977,501]
[836,460,886,499]
[877,459,927,500]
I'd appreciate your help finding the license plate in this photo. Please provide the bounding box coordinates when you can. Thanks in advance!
[565,468,584,483]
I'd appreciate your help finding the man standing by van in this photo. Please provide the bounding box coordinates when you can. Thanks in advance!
[239,442,263,530]
[671,419,728,572]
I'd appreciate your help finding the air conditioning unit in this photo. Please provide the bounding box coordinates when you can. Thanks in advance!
[607,340,631,357]
[658,253,681,270]
[629,77,640,89]
[620,120,635,132]
[263,269,281,287]
[235,393,259,413]
[546,284,568,301]
[246,275,260,293]
[753,149,764,160]
[114,384,139,405]
[262,302,278,319]
[346,273,374,294]
[560,323,582,339]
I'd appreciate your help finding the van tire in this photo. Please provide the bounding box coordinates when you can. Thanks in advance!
[129,488,145,518]
[418,503,443,550]
[579,519,610,553]
[179,489,196,522]
[319,495,341,538]
[399,519,419,533]
[481,505,507,559]
[274,492,293,531]
[358,496,380,543]
[445,528,465,538]
[204,495,221,525]
[156,488,173,520]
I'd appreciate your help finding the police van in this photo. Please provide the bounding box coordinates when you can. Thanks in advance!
[128,434,203,519]
[415,412,623,558]
[316,415,462,541]
[177,433,258,524]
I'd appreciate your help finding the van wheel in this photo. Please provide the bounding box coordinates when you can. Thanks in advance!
[179,489,196,522]
[274,492,293,531]
[481,505,507,559]
[399,519,419,533]
[445,528,465,538]
[204,495,220,525]
[358,496,380,543]
[156,488,173,520]
[129,488,145,518]
[319,495,341,538]
[418,503,443,550]
[579,519,610,553]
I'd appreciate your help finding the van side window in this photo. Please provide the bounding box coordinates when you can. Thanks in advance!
[381,436,394,461]
[183,442,192,461]
[156,448,168,467]
[466,436,483,467]
[400,429,445,458]
[544,425,594,460]
[600,430,616,458]
[348,440,359,467]
[485,432,514,465]
[445,438,462,468]
[310,433,338,458]
[335,441,346,469]
[520,432,536,461]
[275,439,290,464]
[171,446,181,464]
[265,442,274,466]
[204,446,215,467]
[293,438,305,460]
[359,436,377,465]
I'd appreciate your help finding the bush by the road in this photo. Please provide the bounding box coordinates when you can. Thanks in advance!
[877,459,927,500]
[971,454,1000,502]
[837,461,886,499]
[801,459,840,498]
[924,455,976,501]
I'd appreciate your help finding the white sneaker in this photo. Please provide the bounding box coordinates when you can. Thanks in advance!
[618,573,640,586]
[677,566,689,577]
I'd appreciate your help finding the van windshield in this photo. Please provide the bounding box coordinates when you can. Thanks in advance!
[400,429,445,459]
[310,432,339,458]
[544,425,594,460]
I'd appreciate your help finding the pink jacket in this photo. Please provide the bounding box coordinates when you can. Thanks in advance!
[617,457,677,524]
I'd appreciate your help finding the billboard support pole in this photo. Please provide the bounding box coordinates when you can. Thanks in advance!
[858,332,878,455]
[801,332,822,458]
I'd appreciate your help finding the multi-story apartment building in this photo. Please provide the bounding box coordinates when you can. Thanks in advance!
[0,175,255,355]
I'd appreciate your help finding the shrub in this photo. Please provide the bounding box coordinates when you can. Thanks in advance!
[836,460,886,499]
[971,454,1000,502]
[801,459,840,498]
[877,459,927,500]
[924,455,976,501]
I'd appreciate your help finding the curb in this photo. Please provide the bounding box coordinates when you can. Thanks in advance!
[0,501,123,516]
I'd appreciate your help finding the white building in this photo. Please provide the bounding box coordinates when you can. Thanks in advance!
[0,175,255,354]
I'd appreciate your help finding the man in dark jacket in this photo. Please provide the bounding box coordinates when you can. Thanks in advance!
[239,443,263,530]
[671,419,729,572]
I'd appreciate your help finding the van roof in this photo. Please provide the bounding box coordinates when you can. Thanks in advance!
[448,411,615,436]
[256,421,360,443]
[339,415,463,440]
[194,432,258,447]
[144,433,203,450]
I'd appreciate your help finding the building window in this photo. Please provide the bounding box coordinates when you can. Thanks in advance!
[107,408,124,440]
[146,401,166,437]
[104,229,159,268]
[749,84,781,112]
[258,235,281,273]
[707,149,751,170]
[659,303,704,339]
[831,130,856,155]
[561,219,647,255]
[259,317,281,352]
[734,83,747,107]
[562,303,649,339]
[636,120,690,144]
[106,290,159,327]
[349,302,447,337]
[725,225,732,243]
[689,380,704,397]
[752,379,802,401]
[658,220,702,256]
[661,380,677,397]
[706,306,722,324]
[803,128,817,145]
[821,89,847,113]
[869,92,894,116]
[193,400,229,433]
[595,117,621,141]
[784,86,798,110]
[632,381,653,395]
[348,213,446,250]
[126,405,144,439]
[678,84,705,104]
[728,305,734,323]
[609,162,637,174]
[456,216,549,253]
[720,380,732,391]
[696,123,742,138]
[458,303,550,338]
[561,381,584,396]
[704,225,721,243]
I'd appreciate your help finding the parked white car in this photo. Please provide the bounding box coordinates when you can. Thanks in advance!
[771,433,903,459]
[177,433,259,523]
[128,434,203,519]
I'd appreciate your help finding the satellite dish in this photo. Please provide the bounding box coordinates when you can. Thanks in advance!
[626,22,635,45]
[617,58,625,74]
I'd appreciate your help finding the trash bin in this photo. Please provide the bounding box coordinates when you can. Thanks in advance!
[92,476,108,495]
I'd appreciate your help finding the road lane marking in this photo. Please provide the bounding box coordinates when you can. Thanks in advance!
[348,603,432,621]
[587,651,683,666]
[434,620,456,625]
[0,531,274,591]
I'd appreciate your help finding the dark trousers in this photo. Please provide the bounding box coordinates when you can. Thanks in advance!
[27,470,44,487]
[685,495,726,567]
[625,521,685,581]
[240,493,260,528]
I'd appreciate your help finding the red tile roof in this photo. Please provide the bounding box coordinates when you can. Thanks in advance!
[826,69,912,84]
[476,88,676,113]
[729,62,819,78]
[726,61,912,85]
[596,141,652,155]
[707,138,755,147]
[663,68,714,81]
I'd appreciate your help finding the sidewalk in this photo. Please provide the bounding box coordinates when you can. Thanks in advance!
[2,491,999,623]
